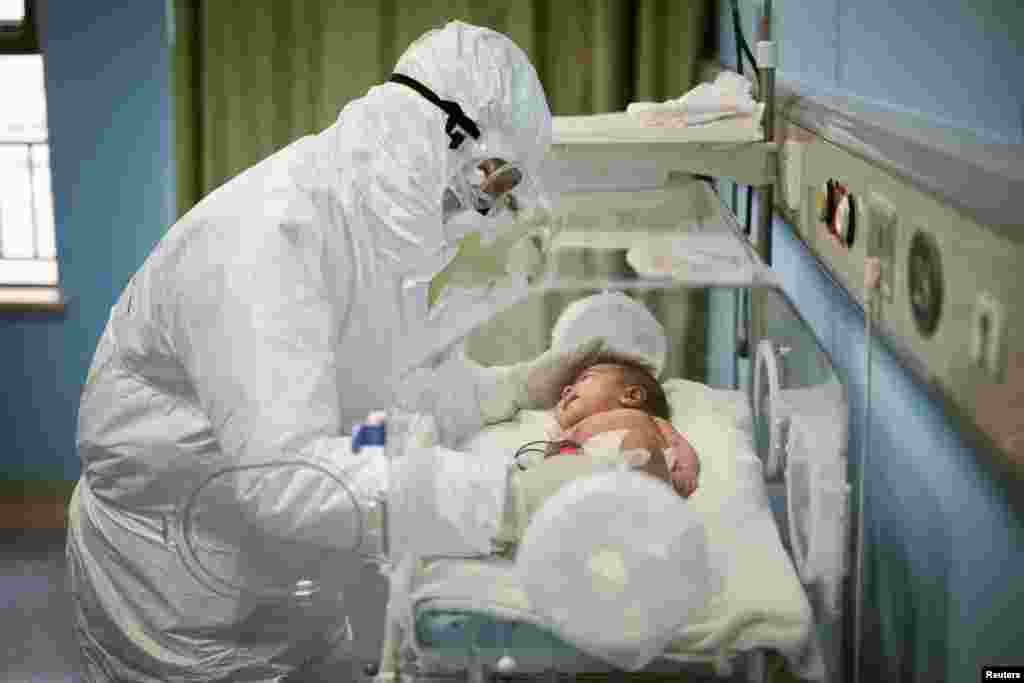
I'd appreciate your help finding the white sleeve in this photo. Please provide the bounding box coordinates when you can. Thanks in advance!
[397,343,496,449]
[172,213,363,551]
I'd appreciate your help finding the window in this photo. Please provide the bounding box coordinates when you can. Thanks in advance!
[0,0,24,23]
[1,0,61,308]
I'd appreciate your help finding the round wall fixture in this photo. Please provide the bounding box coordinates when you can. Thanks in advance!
[753,340,786,479]
[835,193,856,247]
[907,230,944,338]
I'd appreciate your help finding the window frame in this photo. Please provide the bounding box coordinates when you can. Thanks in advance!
[0,0,39,54]
[1,0,64,313]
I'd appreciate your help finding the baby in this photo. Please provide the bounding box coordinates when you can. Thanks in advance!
[547,350,700,498]
[492,351,701,554]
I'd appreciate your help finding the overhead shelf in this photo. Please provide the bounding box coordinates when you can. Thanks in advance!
[546,108,777,188]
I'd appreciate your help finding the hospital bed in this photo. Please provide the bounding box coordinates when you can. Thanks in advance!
[368,262,849,681]
[178,268,850,683]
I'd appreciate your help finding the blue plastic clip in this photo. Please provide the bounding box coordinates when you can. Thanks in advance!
[352,422,386,453]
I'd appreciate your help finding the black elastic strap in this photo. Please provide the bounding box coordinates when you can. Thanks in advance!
[389,73,481,150]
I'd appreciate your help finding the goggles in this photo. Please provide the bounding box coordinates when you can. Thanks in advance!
[448,159,525,218]
[388,73,542,220]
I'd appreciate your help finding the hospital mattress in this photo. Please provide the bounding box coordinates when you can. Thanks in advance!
[404,382,821,678]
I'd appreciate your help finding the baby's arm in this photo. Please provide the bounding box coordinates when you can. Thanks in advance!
[568,409,675,487]
[569,409,700,497]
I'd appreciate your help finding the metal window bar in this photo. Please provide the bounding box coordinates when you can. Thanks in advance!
[0,138,49,262]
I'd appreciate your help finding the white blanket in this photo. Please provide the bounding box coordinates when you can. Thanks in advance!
[627,71,759,128]
[405,388,825,679]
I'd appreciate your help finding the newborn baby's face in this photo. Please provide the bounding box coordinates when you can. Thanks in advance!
[555,364,627,430]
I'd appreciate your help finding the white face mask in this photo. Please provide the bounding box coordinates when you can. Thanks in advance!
[445,160,524,220]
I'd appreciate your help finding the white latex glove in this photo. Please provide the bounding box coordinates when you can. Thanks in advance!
[504,234,546,280]
[477,337,606,424]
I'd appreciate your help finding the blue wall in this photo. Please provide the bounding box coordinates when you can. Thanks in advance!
[717,1,1024,679]
[0,0,172,480]
[719,0,1024,144]
[768,207,1024,682]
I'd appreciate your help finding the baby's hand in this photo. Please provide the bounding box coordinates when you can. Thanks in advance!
[632,447,673,486]
[664,432,700,498]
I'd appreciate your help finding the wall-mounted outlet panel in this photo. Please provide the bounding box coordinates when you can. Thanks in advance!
[784,122,1023,467]
[971,293,1006,382]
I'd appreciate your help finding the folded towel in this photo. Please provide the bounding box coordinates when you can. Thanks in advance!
[627,71,757,127]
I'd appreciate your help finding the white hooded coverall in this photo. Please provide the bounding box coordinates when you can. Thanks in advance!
[67,21,552,682]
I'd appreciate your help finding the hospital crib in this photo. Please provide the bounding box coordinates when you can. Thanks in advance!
[367,229,851,682]
[174,180,853,683]
[368,8,851,676]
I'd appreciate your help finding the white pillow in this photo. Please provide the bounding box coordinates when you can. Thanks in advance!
[663,378,753,439]
[551,291,668,378]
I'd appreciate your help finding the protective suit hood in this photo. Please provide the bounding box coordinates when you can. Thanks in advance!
[329,21,553,285]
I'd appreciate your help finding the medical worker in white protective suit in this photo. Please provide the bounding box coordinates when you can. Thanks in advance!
[67,21,602,683]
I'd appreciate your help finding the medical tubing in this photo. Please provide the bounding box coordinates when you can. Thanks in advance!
[353,413,391,565]
[178,460,365,601]
[513,440,552,470]
[731,0,758,77]
[389,73,481,150]
[733,3,754,247]
[735,3,744,87]
[853,286,876,683]
[745,186,754,238]
[513,439,581,470]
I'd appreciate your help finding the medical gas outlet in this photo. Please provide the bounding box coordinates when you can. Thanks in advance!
[817,179,856,249]
[907,230,944,339]
[971,292,1006,382]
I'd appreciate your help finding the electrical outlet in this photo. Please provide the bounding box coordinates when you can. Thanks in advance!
[971,292,1006,382]
[867,193,897,302]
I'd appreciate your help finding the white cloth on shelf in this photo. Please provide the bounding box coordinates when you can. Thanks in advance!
[627,71,758,128]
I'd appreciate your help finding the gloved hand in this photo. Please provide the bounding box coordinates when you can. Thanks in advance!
[477,337,605,425]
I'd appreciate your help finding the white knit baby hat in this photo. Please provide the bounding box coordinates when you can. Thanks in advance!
[551,292,668,378]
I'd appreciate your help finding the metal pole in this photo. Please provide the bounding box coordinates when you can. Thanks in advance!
[756,0,775,267]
